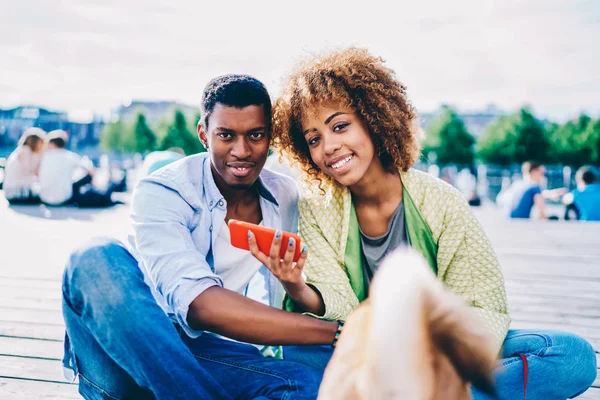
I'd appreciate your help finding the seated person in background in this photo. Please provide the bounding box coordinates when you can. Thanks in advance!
[563,166,600,221]
[3,127,46,204]
[509,161,565,219]
[39,130,123,208]
[138,147,185,178]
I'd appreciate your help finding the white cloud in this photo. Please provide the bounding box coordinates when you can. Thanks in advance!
[1,0,598,122]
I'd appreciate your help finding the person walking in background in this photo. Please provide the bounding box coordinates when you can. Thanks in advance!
[39,130,123,208]
[3,127,46,204]
[563,166,600,221]
[508,161,566,219]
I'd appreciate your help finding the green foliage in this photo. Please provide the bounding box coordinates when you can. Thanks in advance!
[100,120,126,152]
[160,110,206,155]
[548,114,594,167]
[422,107,475,166]
[582,119,600,166]
[477,108,549,166]
[132,113,157,154]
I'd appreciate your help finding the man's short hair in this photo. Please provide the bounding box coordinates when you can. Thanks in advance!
[576,166,598,185]
[200,74,271,129]
[522,161,543,175]
[46,130,69,149]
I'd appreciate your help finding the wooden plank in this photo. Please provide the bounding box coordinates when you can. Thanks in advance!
[0,354,68,383]
[0,296,62,312]
[505,279,600,293]
[0,378,79,400]
[0,286,62,301]
[0,337,63,360]
[508,293,600,307]
[0,277,61,290]
[0,307,64,325]
[578,386,600,400]
[0,321,65,341]
[509,303,600,319]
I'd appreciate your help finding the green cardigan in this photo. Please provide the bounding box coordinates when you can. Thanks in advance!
[285,168,510,353]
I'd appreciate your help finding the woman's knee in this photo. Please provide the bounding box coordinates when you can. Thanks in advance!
[548,331,597,397]
[563,333,597,396]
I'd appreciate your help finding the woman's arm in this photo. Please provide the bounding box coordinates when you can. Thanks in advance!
[282,198,359,321]
[437,191,511,354]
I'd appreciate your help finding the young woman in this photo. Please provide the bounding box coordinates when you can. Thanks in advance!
[268,48,596,399]
[3,127,46,204]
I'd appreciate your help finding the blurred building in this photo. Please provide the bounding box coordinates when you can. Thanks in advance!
[116,100,198,125]
[0,106,104,154]
[421,104,504,138]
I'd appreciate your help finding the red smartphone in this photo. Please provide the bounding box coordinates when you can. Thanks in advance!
[228,219,302,262]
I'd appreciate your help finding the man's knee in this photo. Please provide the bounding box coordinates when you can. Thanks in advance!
[63,238,132,305]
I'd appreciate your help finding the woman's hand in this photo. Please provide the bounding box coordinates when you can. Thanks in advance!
[248,230,308,292]
[248,230,325,316]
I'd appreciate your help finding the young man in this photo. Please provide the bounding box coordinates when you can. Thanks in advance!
[508,161,565,219]
[62,75,338,400]
[563,166,600,221]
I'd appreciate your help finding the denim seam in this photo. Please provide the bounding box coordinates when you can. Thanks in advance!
[500,356,524,368]
[78,372,125,400]
[192,353,297,391]
[508,332,553,357]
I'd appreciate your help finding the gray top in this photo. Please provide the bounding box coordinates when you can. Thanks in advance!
[359,200,408,294]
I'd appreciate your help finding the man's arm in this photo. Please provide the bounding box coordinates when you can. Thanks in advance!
[533,193,547,219]
[132,180,337,345]
[188,286,337,345]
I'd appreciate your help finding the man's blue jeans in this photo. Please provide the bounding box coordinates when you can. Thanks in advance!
[62,238,325,400]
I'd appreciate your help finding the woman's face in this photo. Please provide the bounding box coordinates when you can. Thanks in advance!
[301,104,379,187]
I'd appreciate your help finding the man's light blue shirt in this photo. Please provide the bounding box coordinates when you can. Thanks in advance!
[129,152,299,338]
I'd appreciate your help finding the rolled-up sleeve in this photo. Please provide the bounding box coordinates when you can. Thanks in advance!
[131,180,223,337]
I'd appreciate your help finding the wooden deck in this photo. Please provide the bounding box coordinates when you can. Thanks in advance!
[1,194,599,399]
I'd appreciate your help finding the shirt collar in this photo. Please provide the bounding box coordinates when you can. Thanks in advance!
[202,156,279,211]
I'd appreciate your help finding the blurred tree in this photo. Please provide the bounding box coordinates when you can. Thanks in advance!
[548,114,593,167]
[160,110,205,155]
[100,120,125,152]
[422,106,475,166]
[477,108,549,165]
[132,113,157,154]
[513,108,550,164]
[582,118,600,166]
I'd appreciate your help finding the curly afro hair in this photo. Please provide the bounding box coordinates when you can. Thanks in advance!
[272,47,421,186]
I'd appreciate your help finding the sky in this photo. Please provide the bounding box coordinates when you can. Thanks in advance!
[1,0,599,122]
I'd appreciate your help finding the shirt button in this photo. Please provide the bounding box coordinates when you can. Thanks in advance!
[209,225,213,231]
[218,200,224,206]
[209,201,213,207]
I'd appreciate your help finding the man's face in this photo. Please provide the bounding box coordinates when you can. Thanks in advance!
[530,166,546,183]
[198,104,270,190]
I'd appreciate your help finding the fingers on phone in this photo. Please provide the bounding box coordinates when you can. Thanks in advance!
[270,230,282,264]
[284,237,296,264]
[295,245,308,270]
